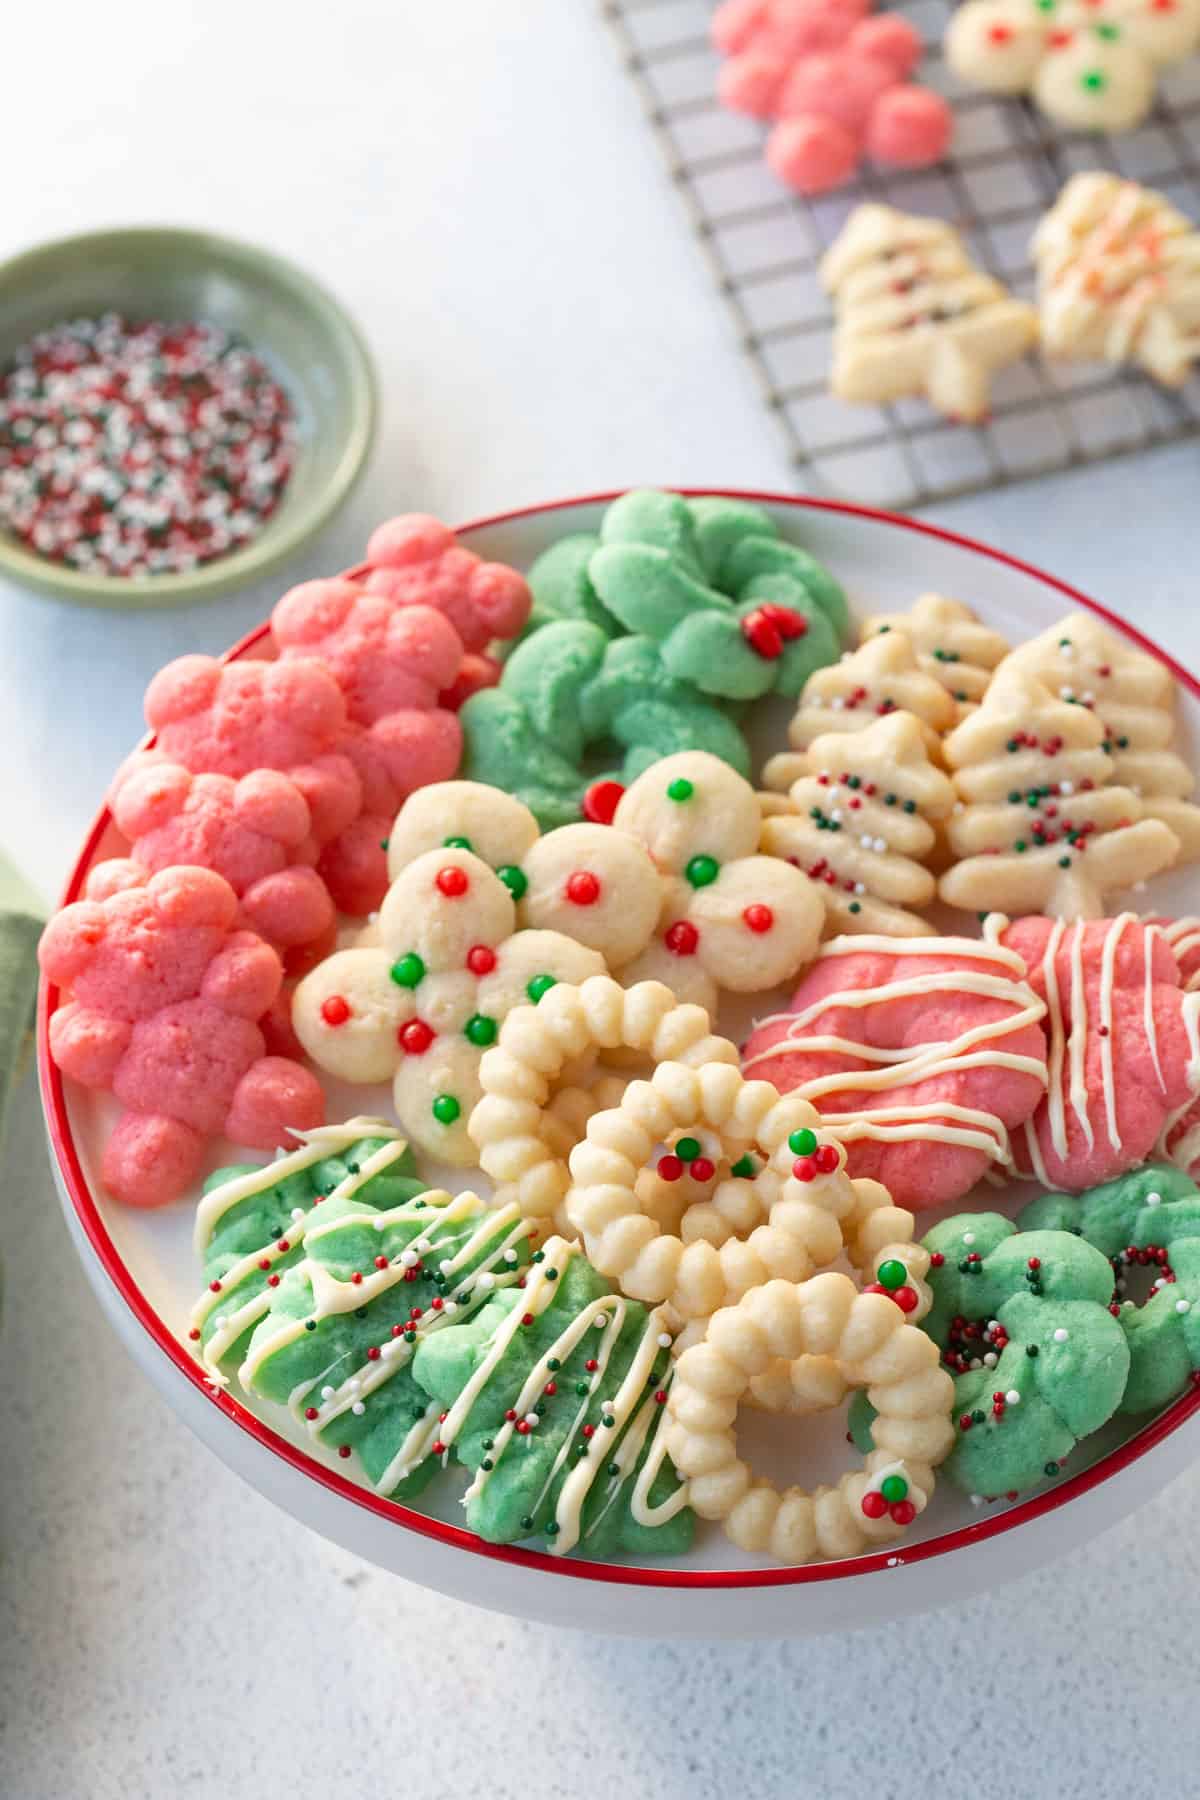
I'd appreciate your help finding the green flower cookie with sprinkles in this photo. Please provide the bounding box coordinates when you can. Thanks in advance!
[189,1120,424,1376]
[412,1234,694,1557]
[916,1213,1130,1496]
[1021,1164,1200,1415]
[588,489,847,702]
[460,619,754,830]
[238,1188,535,1501]
[292,845,607,1164]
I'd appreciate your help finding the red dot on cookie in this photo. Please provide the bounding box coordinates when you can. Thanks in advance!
[436,865,469,897]
[565,870,601,906]
[792,1155,818,1182]
[398,1019,435,1055]
[690,1157,716,1182]
[583,779,625,824]
[892,1285,920,1314]
[889,1499,917,1526]
[987,20,1014,39]
[861,1490,889,1519]
[467,944,497,975]
[658,1154,684,1183]
[664,920,699,956]
[741,610,784,659]
[814,1143,839,1173]
[742,904,774,934]
[321,995,351,1027]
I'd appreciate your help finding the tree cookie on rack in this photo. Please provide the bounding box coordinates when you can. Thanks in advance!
[998,610,1200,864]
[820,203,1038,422]
[763,626,957,794]
[938,666,1180,917]
[1031,174,1200,387]
[760,711,957,937]
[859,595,1010,721]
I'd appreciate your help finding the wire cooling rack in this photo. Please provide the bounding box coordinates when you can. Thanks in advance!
[602,0,1200,506]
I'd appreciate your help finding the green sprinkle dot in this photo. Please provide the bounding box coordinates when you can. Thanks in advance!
[432,1094,461,1126]
[519,1516,535,1532]
[667,777,694,802]
[788,1127,818,1157]
[884,793,897,806]
[481,1458,494,1471]
[955,690,968,702]
[531,1250,545,1263]
[877,1258,907,1291]
[547,1360,561,1372]
[972,1409,986,1424]
[1094,19,1119,36]
[1080,67,1107,90]
[545,1268,558,1281]
[1117,735,1129,748]
[443,834,473,850]
[903,799,916,814]
[675,1136,702,1163]
[379,838,390,851]
[1044,1460,1060,1476]
[1014,841,1027,853]
[482,1438,494,1450]
[1026,793,1040,808]
[354,1307,367,1321]
[526,973,557,1003]
[464,1013,497,1047]
[685,853,720,888]
[1058,856,1072,868]
[305,1319,317,1331]
[497,864,527,901]
[1008,791,1021,805]
[1006,739,1019,753]
[390,952,425,988]
[576,1383,590,1396]
[880,1473,909,1504]
[731,1155,757,1179]
[607,1463,621,1477]
[847,775,861,790]
[849,901,862,915]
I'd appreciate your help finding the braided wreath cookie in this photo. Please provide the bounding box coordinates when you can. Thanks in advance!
[665,1274,955,1562]
[565,1059,934,1323]
[865,1213,1132,1498]
[1021,1164,1200,1415]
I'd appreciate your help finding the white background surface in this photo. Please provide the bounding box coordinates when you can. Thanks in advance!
[2,2,1199,1796]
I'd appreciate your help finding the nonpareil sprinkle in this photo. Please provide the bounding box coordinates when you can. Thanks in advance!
[0,313,295,578]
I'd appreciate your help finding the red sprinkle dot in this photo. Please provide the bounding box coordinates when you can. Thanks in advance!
[505,1409,518,1421]
[436,865,469,897]
[583,779,625,824]
[892,1285,920,1314]
[664,919,699,956]
[792,1155,818,1182]
[585,1358,599,1372]
[398,1018,435,1055]
[305,1407,319,1420]
[321,995,351,1027]
[582,1424,596,1438]
[742,903,774,933]
[466,944,497,975]
[338,1445,352,1458]
[516,1420,531,1435]
[431,1441,446,1456]
[690,1156,716,1182]
[188,1328,201,1341]
[654,1389,668,1405]
[522,1313,534,1326]
[930,1252,945,1267]
[814,1143,839,1174]
[544,1381,558,1396]
[890,1499,917,1526]
[258,1258,271,1271]
[861,1489,889,1519]
[374,1255,389,1270]
[658,1154,684,1183]
[267,1274,280,1287]
[565,870,601,906]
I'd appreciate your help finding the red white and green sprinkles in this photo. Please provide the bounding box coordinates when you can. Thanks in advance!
[0,313,295,577]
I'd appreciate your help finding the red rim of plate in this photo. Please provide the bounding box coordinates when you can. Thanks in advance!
[38,487,1200,1591]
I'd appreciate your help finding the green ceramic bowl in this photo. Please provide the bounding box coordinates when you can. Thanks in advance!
[0,225,377,608]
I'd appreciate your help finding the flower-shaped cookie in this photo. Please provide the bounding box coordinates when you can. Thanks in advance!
[946,0,1200,134]
[611,752,826,1010]
[290,846,606,1164]
[361,513,532,658]
[587,490,848,701]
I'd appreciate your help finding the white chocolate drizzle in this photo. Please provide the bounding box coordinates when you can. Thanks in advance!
[743,919,1046,1168]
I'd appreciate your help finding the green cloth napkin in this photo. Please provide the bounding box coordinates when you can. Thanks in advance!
[0,851,45,1143]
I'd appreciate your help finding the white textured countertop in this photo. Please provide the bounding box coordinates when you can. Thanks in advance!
[2,3,1200,1795]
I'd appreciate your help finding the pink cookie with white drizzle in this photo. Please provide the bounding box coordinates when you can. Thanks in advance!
[741,917,1049,1210]
[1005,913,1200,1192]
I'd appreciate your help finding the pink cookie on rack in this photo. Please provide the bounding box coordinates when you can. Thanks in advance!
[39,865,324,1209]
[713,0,952,195]
[99,761,336,969]
[271,582,467,915]
[1005,914,1200,1192]
[741,923,1048,1210]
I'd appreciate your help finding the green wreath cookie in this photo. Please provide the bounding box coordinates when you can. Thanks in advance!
[238,1188,535,1502]
[1021,1165,1200,1415]
[412,1234,694,1557]
[855,1213,1129,1497]
[460,620,752,829]
[189,1122,425,1376]
[588,490,847,701]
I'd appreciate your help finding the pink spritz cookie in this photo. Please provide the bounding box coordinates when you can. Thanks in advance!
[362,513,532,658]
[39,866,324,1209]
[741,918,1049,1210]
[1006,914,1200,1192]
[271,582,468,916]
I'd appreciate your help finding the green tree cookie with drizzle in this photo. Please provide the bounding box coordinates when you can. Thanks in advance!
[189,1121,425,1376]
[238,1189,535,1502]
[1021,1164,1200,1414]
[589,489,847,701]
[855,1212,1129,1497]
[460,620,753,830]
[412,1234,694,1557]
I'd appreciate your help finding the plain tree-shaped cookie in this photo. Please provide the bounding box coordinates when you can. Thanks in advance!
[938,666,1180,917]
[860,595,1010,721]
[820,204,1038,422]
[1000,610,1200,864]
[762,711,957,936]
[764,626,956,793]
[1032,174,1200,386]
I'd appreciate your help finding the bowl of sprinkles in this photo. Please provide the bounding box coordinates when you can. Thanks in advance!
[0,225,376,607]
